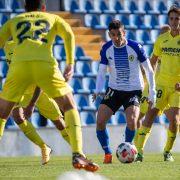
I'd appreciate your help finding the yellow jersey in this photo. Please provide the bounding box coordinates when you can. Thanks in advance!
[153,31,180,87]
[0,11,75,64]
[4,40,15,65]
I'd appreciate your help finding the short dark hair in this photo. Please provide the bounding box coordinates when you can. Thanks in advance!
[25,0,45,11]
[168,4,180,16]
[108,20,124,31]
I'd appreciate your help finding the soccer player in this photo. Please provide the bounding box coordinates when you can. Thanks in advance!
[135,5,180,162]
[0,0,99,171]
[133,24,171,145]
[93,20,156,163]
[0,40,70,165]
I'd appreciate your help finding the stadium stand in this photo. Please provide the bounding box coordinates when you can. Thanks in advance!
[1,0,178,127]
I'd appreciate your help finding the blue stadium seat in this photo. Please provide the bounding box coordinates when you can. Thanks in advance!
[127,0,138,13]
[54,36,64,45]
[5,117,17,129]
[143,45,153,57]
[0,13,8,26]
[115,14,130,29]
[74,94,89,110]
[0,1,6,12]
[129,14,144,29]
[84,14,100,28]
[144,15,159,29]
[53,45,66,61]
[126,30,136,40]
[84,0,94,13]
[75,46,90,60]
[85,0,101,14]
[70,0,86,13]
[98,14,114,29]
[11,0,24,13]
[88,95,102,110]
[136,30,152,44]
[157,1,168,14]
[81,77,96,93]
[0,60,8,78]
[69,78,83,93]
[150,29,160,43]
[80,111,96,125]
[140,1,153,14]
[113,0,130,14]
[75,61,91,76]
[99,0,116,14]
[115,110,126,124]
[158,14,168,28]
[91,60,99,76]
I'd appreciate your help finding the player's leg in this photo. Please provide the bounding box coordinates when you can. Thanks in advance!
[96,104,114,164]
[36,93,70,144]
[0,98,16,140]
[12,107,51,165]
[163,91,180,161]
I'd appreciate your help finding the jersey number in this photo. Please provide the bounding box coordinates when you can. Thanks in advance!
[157,89,163,98]
[17,20,50,44]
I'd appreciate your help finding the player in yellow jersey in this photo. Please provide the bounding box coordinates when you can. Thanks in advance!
[0,40,70,165]
[135,5,180,162]
[133,25,171,145]
[0,0,99,171]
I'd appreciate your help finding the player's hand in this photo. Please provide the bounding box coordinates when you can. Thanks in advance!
[175,82,180,92]
[23,104,35,119]
[63,64,74,82]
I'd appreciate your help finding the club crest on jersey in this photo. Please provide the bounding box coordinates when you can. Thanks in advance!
[128,55,134,61]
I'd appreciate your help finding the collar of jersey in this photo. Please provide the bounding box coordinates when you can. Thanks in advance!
[112,39,127,49]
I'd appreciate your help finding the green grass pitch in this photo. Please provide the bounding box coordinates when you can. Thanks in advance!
[0,153,180,179]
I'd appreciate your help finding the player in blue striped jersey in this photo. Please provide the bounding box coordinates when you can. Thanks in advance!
[93,20,156,163]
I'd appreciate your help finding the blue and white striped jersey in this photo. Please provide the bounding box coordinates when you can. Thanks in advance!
[100,39,148,91]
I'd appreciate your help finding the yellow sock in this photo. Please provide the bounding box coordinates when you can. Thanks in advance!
[60,128,70,144]
[137,125,151,155]
[164,129,176,153]
[133,129,139,147]
[0,118,6,139]
[18,120,46,148]
[65,109,83,155]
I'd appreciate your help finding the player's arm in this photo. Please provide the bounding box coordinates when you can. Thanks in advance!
[141,59,156,108]
[0,20,11,48]
[24,87,42,119]
[149,54,159,72]
[55,16,75,81]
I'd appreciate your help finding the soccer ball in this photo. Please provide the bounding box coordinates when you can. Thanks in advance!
[116,142,138,163]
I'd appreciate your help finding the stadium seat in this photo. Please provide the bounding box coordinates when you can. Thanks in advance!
[68,77,83,93]
[91,60,99,76]
[126,30,136,40]
[137,1,152,14]
[150,29,160,43]
[136,30,152,45]
[11,0,24,13]
[127,0,138,13]
[113,0,130,14]
[5,117,17,129]
[143,45,153,57]
[75,61,92,76]
[98,14,114,29]
[54,36,64,45]
[75,46,90,60]
[0,13,9,26]
[115,14,130,29]
[53,45,66,61]
[80,111,96,125]
[115,110,126,124]
[158,14,168,28]
[157,1,168,14]
[70,0,86,13]
[74,94,89,110]
[99,0,116,14]
[81,77,96,93]
[129,14,144,29]
[144,15,159,29]
[84,14,100,29]
[0,60,8,78]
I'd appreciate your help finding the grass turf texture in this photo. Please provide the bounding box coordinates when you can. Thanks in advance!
[0,153,180,180]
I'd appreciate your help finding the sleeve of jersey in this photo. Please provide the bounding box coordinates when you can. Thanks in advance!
[137,44,148,63]
[100,46,108,65]
[152,37,161,57]
[55,16,75,65]
[0,20,11,48]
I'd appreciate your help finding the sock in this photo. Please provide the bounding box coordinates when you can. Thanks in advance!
[65,109,83,155]
[60,128,70,144]
[133,129,139,147]
[164,129,177,153]
[18,120,46,148]
[136,125,151,155]
[0,118,6,139]
[125,126,135,143]
[96,129,112,154]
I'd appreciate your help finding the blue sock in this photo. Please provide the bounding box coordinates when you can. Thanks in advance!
[125,126,135,143]
[96,129,112,154]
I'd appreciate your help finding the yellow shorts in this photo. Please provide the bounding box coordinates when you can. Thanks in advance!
[19,92,62,120]
[0,61,72,103]
[155,85,180,111]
